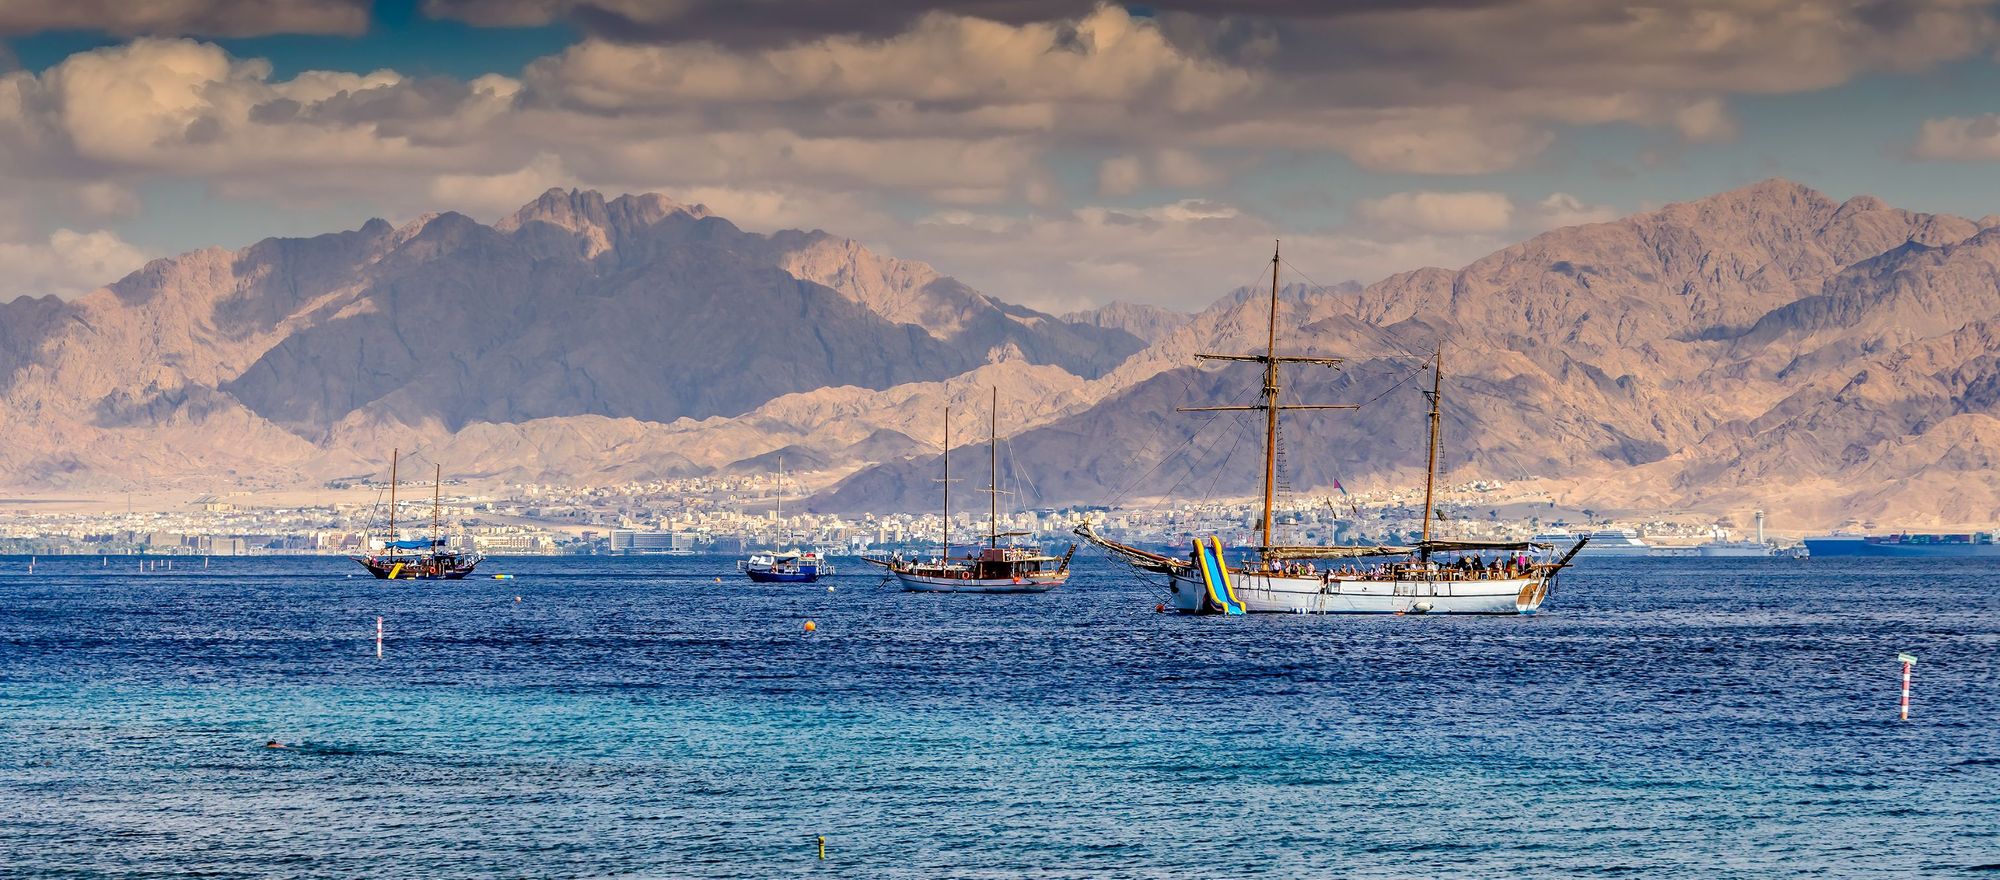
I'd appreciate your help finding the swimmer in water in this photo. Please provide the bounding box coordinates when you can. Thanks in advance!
[265,740,284,749]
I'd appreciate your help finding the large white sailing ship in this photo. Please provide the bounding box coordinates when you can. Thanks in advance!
[1076,243,1585,614]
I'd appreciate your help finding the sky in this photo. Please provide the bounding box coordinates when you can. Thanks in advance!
[5,0,2000,313]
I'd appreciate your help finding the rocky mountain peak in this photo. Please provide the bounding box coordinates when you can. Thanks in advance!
[496,188,702,236]
[1697,177,1837,217]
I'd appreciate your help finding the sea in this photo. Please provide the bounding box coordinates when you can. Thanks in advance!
[0,554,1994,878]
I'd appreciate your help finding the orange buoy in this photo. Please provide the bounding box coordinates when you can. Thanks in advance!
[803,620,817,633]
[1154,603,1165,613]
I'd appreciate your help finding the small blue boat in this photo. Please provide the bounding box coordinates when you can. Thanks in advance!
[739,551,832,583]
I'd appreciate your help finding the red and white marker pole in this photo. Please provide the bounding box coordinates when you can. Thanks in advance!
[1896,652,1917,721]
[376,616,384,659]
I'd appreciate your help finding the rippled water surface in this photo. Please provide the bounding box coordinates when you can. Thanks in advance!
[1,554,1995,877]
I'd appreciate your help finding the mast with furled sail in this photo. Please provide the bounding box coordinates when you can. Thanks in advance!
[861,390,1073,593]
[432,463,442,551]
[1175,241,1354,562]
[1071,241,1580,614]
[387,447,398,544]
[351,449,484,581]
[987,386,1004,547]
[1419,345,1442,560]
[942,404,951,560]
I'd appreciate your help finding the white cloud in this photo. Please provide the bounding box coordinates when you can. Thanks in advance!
[1098,156,1145,197]
[1529,193,1622,230]
[1152,148,1222,189]
[0,229,151,299]
[523,6,1252,111]
[1672,97,1739,144]
[77,182,143,219]
[1910,114,2000,161]
[1098,149,1224,196]
[1353,191,1516,235]
[428,152,575,217]
[11,38,510,182]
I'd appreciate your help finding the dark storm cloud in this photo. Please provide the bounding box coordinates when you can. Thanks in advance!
[0,0,369,37]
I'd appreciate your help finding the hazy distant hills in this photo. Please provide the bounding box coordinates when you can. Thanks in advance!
[0,188,1141,490]
[816,180,2000,528]
[10,179,2000,527]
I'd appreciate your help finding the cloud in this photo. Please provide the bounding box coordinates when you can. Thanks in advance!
[0,229,151,299]
[77,182,143,219]
[428,152,576,216]
[12,38,509,179]
[4,2,1997,311]
[521,6,1253,112]
[426,0,1170,45]
[1098,156,1145,197]
[1352,191,1515,235]
[1672,97,1739,144]
[458,1,1994,177]
[1909,114,2000,161]
[1099,149,1225,196]
[0,0,368,37]
[1528,192,1621,230]
[903,196,1515,313]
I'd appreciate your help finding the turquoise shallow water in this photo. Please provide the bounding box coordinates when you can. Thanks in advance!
[0,554,1995,877]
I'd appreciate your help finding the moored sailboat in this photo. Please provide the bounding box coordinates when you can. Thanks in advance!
[741,550,832,582]
[738,456,836,582]
[353,450,484,580]
[1075,243,1583,614]
[865,388,1074,593]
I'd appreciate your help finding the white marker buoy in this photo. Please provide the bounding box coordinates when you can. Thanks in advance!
[1897,652,1917,720]
[376,617,384,659]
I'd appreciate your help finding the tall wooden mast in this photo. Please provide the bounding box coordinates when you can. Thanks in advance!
[387,448,398,544]
[1419,345,1443,560]
[1179,241,1356,557]
[1259,243,1282,552]
[432,463,442,550]
[988,386,999,548]
[941,405,951,559]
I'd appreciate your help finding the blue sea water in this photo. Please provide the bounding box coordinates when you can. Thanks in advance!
[0,554,1994,878]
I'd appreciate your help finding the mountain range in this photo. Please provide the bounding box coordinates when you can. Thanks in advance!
[6,180,2000,528]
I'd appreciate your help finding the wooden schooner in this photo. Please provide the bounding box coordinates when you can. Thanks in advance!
[353,449,484,580]
[1074,242,1584,614]
[865,388,1074,592]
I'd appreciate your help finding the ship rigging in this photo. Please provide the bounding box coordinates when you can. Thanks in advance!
[1075,242,1585,614]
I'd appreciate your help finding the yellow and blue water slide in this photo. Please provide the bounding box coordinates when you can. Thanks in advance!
[1193,537,1246,615]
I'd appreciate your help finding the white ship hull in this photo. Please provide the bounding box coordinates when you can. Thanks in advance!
[1571,544,1654,557]
[895,571,1065,593]
[1163,570,1548,615]
[1696,543,1774,557]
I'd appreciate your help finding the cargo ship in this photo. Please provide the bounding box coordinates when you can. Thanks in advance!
[1802,532,2000,557]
